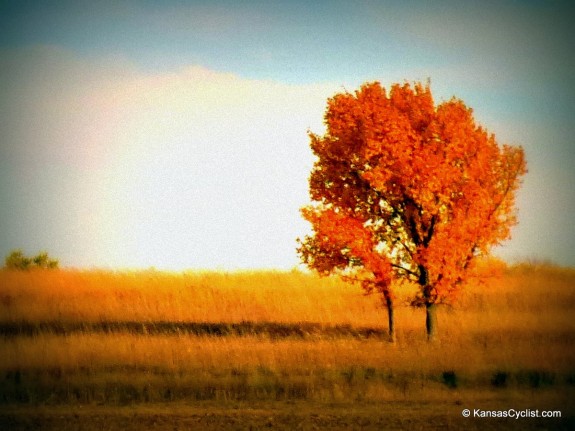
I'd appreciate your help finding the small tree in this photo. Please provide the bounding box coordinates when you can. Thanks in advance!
[4,250,32,270]
[32,251,59,269]
[297,81,526,340]
[4,250,59,270]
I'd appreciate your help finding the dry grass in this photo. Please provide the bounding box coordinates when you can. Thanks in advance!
[0,262,574,407]
[0,269,383,325]
[3,331,572,376]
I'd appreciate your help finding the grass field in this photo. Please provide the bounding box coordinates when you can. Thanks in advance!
[1,261,574,429]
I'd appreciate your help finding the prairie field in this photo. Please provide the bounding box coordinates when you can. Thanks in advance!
[0,262,574,430]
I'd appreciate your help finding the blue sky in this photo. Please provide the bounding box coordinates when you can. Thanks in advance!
[1,0,574,269]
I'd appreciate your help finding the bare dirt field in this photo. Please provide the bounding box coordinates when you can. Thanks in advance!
[2,394,574,431]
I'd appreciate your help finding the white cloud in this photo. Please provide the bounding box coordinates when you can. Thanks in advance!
[0,45,339,269]
[2,41,573,269]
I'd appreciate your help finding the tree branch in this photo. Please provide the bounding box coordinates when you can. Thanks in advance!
[391,263,419,279]
[422,215,436,247]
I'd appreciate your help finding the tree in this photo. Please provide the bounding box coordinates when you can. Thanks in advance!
[4,250,59,270]
[4,250,32,270]
[32,251,59,269]
[297,81,526,341]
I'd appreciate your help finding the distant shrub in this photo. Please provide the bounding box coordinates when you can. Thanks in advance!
[442,371,458,388]
[491,371,508,388]
[517,370,555,388]
[4,250,59,270]
[32,251,59,269]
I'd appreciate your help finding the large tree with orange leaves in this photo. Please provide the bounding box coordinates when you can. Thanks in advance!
[297,82,526,340]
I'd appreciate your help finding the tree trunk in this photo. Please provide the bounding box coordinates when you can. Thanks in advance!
[384,293,395,342]
[426,302,437,341]
[418,265,437,341]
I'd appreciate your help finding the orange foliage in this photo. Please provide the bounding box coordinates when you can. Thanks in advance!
[298,81,526,307]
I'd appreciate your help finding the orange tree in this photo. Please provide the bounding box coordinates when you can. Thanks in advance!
[297,82,526,340]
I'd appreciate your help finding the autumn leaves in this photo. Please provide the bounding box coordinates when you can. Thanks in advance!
[298,81,526,340]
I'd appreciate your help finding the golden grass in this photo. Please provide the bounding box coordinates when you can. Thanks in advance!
[2,263,574,326]
[3,331,572,375]
[0,269,383,325]
[0,262,574,405]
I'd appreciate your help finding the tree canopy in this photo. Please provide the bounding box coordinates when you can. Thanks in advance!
[4,250,59,270]
[298,81,526,339]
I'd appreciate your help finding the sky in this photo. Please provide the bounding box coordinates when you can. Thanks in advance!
[0,0,574,270]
